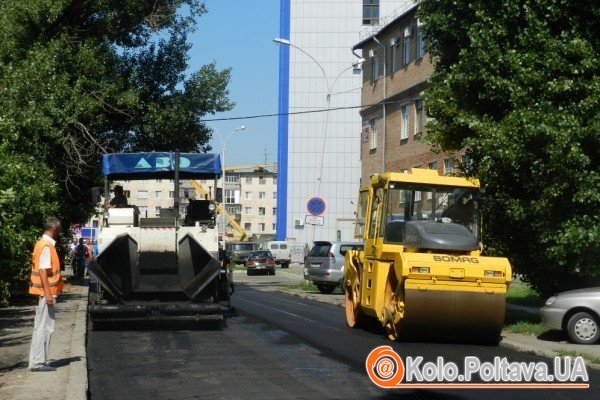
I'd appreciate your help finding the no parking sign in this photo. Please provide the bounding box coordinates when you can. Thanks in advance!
[307,197,326,216]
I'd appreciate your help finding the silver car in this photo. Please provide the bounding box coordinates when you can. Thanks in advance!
[304,241,363,294]
[540,287,600,344]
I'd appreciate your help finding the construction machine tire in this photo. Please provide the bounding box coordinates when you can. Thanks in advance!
[316,284,336,294]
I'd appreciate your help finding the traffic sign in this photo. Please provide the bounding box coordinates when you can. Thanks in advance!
[307,197,326,216]
[305,215,324,226]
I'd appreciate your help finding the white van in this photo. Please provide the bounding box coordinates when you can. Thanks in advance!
[265,241,291,268]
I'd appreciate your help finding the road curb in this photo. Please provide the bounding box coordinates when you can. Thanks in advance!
[500,334,600,371]
[65,282,89,400]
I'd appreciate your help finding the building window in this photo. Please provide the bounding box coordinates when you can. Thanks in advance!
[391,39,398,72]
[124,190,130,198]
[444,158,455,175]
[155,179,162,183]
[403,29,411,65]
[400,105,409,140]
[272,223,276,231]
[259,192,266,200]
[245,207,251,215]
[273,191,277,199]
[428,161,438,170]
[139,206,148,216]
[244,223,251,230]
[461,154,473,173]
[225,189,235,204]
[258,207,265,216]
[169,191,174,199]
[155,191,162,199]
[401,169,409,174]
[258,223,265,232]
[415,99,424,134]
[225,205,238,215]
[369,118,378,150]
[138,180,147,184]
[155,206,161,216]
[226,175,238,183]
[371,55,380,82]
[417,28,425,59]
[362,0,379,25]
[137,190,148,199]
[272,207,277,216]
[245,177,252,184]
[245,191,252,200]
[273,177,277,185]
[259,176,266,185]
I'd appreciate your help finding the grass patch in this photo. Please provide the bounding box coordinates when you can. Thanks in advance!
[507,282,545,308]
[554,350,600,365]
[286,281,318,292]
[504,308,550,336]
[230,265,247,271]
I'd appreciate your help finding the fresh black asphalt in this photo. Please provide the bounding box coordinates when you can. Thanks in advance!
[87,285,598,399]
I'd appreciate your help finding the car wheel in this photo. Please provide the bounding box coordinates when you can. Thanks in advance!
[566,312,600,344]
[270,269,276,276]
[316,284,336,294]
[246,270,252,276]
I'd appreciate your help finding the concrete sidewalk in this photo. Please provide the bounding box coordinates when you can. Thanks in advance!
[235,263,600,369]
[0,275,89,400]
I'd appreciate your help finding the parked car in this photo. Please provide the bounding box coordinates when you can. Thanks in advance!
[540,287,600,344]
[225,241,259,265]
[304,241,364,294]
[265,241,292,268]
[246,251,276,276]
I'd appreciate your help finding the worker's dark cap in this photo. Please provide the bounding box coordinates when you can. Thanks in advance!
[113,185,124,192]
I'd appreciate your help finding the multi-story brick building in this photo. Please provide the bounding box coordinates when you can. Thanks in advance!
[353,4,464,184]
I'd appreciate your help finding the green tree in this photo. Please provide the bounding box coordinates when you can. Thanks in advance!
[0,1,233,304]
[419,0,600,296]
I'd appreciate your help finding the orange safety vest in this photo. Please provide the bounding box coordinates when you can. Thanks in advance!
[29,238,63,296]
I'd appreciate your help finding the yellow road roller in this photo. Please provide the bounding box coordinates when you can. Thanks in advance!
[344,169,511,342]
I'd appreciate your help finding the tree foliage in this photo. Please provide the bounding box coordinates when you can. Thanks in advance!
[419,0,599,296]
[0,0,233,304]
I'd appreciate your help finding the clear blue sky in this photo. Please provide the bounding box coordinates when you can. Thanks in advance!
[187,1,280,167]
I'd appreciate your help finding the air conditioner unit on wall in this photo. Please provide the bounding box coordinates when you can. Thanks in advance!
[404,27,412,37]
[368,49,378,58]
[295,218,304,226]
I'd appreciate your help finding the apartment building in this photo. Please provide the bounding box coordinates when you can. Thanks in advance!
[353,3,464,184]
[187,165,278,241]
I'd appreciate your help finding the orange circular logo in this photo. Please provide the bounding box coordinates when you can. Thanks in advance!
[365,346,404,388]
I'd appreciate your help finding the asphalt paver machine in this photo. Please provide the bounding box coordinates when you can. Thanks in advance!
[88,152,230,325]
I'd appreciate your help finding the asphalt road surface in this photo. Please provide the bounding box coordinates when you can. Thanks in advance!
[88,285,598,399]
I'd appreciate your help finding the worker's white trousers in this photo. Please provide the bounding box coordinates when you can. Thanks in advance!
[28,297,55,368]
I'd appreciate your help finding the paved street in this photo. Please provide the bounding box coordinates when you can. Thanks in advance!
[87,271,599,399]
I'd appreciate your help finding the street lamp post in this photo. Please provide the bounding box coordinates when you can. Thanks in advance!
[274,38,364,242]
[207,123,246,242]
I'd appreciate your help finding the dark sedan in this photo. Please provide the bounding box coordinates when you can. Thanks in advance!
[246,251,276,276]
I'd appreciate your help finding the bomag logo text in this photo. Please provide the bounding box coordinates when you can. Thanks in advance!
[433,255,479,263]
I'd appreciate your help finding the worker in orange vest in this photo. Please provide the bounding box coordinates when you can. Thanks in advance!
[28,217,64,372]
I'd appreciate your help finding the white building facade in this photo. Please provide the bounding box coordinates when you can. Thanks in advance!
[276,0,409,245]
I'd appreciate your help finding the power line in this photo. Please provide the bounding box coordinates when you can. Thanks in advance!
[199,100,402,122]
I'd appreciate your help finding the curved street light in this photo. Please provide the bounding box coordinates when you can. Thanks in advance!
[206,122,246,241]
[274,38,364,241]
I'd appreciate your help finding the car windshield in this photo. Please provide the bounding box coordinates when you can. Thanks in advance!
[249,251,271,258]
[233,243,256,251]
[385,182,480,237]
[308,242,332,257]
